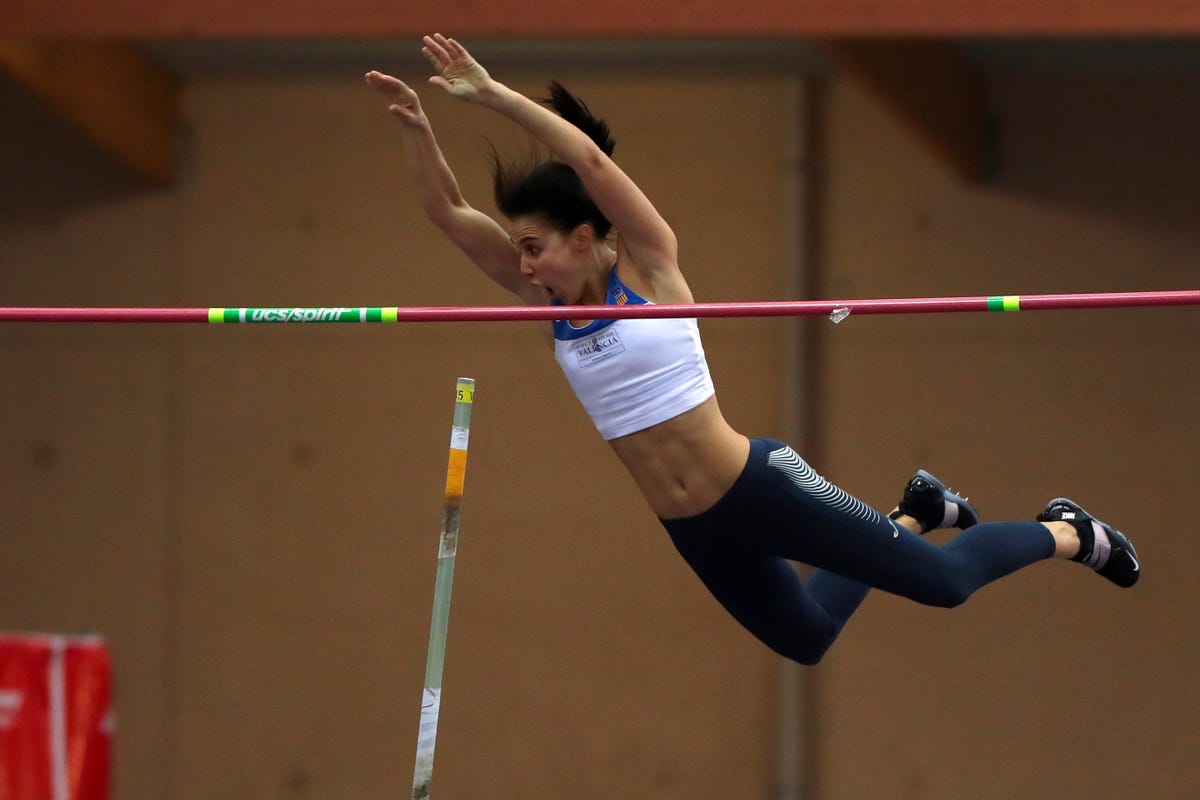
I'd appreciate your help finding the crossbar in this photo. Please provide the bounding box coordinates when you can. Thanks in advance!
[0,291,1197,324]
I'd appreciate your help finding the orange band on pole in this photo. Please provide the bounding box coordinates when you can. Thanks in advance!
[444,449,467,498]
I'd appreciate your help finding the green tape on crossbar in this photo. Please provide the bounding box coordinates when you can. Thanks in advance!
[206,307,404,323]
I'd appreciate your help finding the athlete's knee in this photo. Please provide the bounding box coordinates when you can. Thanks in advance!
[769,626,838,665]
[783,639,833,666]
[921,577,972,608]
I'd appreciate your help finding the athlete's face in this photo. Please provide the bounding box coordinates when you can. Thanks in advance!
[508,216,589,303]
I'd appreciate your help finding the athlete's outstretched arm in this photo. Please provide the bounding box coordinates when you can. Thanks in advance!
[365,69,543,303]
[419,34,679,285]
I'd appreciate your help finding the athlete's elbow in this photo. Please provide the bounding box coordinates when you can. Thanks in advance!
[573,145,612,180]
[426,207,456,232]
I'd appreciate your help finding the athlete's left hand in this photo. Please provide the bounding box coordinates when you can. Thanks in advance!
[422,34,493,102]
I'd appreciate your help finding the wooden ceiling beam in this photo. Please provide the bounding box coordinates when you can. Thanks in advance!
[819,39,988,182]
[2,0,1199,38]
[0,39,178,184]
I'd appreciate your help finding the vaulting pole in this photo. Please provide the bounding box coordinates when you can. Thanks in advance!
[412,378,475,800]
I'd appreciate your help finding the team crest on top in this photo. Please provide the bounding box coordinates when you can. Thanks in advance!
[571,327,625,367]
[614,285,628,305]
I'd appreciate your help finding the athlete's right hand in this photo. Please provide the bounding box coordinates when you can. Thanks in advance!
[365,71,427,127]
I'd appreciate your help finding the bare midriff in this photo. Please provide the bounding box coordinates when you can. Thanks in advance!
[607,395,751,520]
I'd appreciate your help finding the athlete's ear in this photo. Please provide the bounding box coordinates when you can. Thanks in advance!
[571,223,595,250]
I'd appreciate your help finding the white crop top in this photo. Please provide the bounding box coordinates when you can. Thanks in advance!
[552,269,715,440]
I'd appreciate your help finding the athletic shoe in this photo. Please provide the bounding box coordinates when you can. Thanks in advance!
[889,469,980,534]
[1037,498,1140,588]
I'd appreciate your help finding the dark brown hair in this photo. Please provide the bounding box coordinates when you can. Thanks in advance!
[491,82,617,238]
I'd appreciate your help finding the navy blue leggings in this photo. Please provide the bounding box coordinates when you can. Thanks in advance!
[660,438,1056,665]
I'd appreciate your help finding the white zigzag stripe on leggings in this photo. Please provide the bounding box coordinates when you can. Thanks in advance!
[767,446,883,525]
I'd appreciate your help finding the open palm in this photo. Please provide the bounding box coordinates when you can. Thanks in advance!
[422,34,492,101]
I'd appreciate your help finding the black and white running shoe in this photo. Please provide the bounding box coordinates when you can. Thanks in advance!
[1037,498,1140,588]
[889,469,980,534]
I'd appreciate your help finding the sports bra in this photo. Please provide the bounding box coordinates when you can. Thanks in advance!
[552,268,715,440]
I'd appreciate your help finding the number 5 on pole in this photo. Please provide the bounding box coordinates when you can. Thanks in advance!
[412,377,474,800]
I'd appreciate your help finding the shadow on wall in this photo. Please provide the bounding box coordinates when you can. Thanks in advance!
[0,80,160,228]
[988,72,1200,236]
